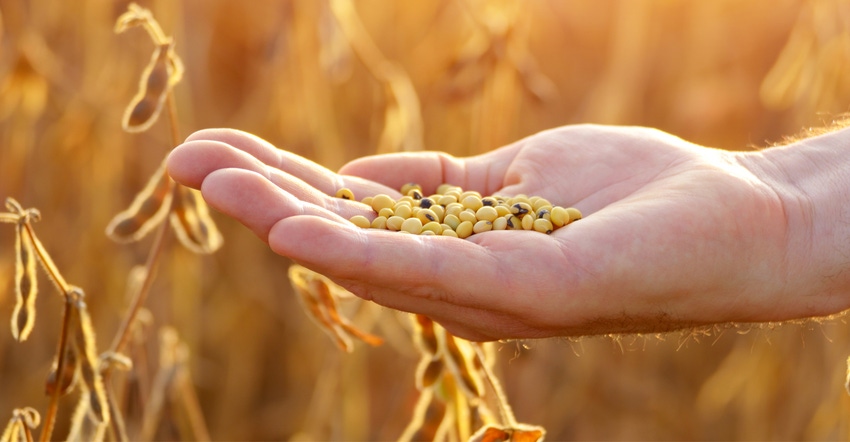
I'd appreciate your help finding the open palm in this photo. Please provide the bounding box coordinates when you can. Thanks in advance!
[167,125,804,341]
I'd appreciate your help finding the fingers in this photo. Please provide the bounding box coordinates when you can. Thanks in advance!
[267,215,510,310]
[338,144,522,195]
[199,168,352,240]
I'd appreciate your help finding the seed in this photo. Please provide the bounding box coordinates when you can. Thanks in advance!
[421,221,442,235]
[533,218,554,234]
[436,194,457,206]
[481,196,498,207]
[401,217,423,234]
[475,206,498,222]
[458,209,477,224]
[377,207,394,218]
[444,202,464,217]
[429,205,445,221]
[521,214,534,230]
[472,220,492,233]
[461,195,483,212]
[511,202,532,216]
[550,206,568,227]
[492,216,508,230]
[370,194,395,212]
[436,183,455,194]
[360,196,373,206]
[370,216,388,229]
[442,229,458,237]
[443,214,461,230]
[495,205,511,217]
[536,208,551,221]
[416,208,439,224]
[531,197,552,212]
[419,197,434,209]
[408,189,423,200]
[335,188,355,200]
[349,215,371,229]
[400,183,422,196]
[420,230,435,236]
[506,215,521,229]
[386,215,405,231]
[460,190,482,200]
[566,207,583,223]
[456,220,474,238]
[393,204,412,219]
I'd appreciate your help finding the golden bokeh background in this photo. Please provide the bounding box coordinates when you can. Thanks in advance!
[1,0,850,440]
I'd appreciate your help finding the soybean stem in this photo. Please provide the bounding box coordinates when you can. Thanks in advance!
[39,296,74,442]
[472,344,517,427]
[25,223,71,297]
[107,187,173,358]
[165,90,181,146]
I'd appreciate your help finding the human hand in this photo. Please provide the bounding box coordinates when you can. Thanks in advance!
[166,125,850,341]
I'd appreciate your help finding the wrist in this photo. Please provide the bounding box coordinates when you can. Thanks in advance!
[740,126,850,318]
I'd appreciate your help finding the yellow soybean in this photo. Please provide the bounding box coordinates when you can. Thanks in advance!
[533,218,553,234]
[371,194,395,212]
[473,220,493,233]
[456,220,474,238]
[336,188,355,200]
[371,216,388,229]
[401,217,423,234]
[349,215,371,229]
[475,206,498,222]
[387,215,405,231]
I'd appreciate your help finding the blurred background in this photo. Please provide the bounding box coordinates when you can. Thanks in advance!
[1,0,850,439]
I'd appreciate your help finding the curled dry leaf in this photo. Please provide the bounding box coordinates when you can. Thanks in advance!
[106,159,173,243]
[169,185,224,254]
[469,423,546,442]
[288,265,383,352]
[0,408,40,442]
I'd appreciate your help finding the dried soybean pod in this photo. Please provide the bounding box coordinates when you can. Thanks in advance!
[70,295,109,424]
[415,356,444,390]
[412,314,439,355]
[122,42,174,133]
[311,278,383,347]
[335,188,355,200]
[169,185,224,254]
[106,160,173,242]
[12,220,37,342]
[45,344,78,396]
[441,331,484,398]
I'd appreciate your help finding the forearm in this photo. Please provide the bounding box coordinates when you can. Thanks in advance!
[740,126,850,318]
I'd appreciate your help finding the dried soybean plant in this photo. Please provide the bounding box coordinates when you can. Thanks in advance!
[0,4,217,440]
[290,2,549,439]
[0,200,113,441]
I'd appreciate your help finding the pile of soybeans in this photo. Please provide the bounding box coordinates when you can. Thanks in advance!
[339,183,581,238]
